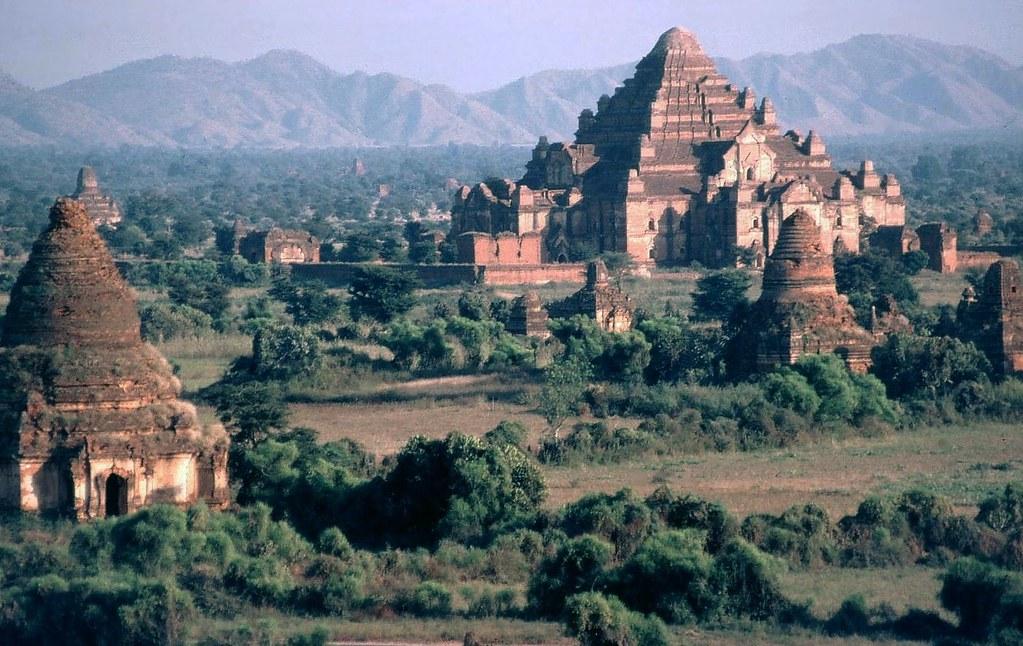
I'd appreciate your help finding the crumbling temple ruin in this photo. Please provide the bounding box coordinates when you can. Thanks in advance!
[959,259,1023,375]
[507,292,550,339]
[451,27,904,268]
[732,210,877,374]
[0,198,229,519]
[70,166,122,228]
[548,260,634,332]
[231,220,320,264]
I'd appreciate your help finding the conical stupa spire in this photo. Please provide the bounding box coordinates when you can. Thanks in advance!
[2,197,141,348]
[761,209,837,299]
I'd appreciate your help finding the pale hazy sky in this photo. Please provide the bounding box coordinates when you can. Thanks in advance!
[1,0,1021,91]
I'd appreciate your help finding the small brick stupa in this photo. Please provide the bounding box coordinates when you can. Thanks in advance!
[0,198,229,519]
[71,166,122,228]
[734,209,876,374]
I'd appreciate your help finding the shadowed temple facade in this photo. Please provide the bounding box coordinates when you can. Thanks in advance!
[451,27,905,267]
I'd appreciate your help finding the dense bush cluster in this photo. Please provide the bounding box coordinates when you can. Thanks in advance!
[741,485,1023,573]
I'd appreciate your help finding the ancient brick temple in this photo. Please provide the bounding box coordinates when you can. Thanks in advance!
[0,198,229,519]
[959,259,1023,374]
[71,166,122,228]
[732,210,876,373]
[548,260,634,332]
[232,220,320,264]
[450,27,904,267]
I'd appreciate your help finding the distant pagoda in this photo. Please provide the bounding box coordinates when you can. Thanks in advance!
[451,27,905,267]
[0,198,229,519]
[71,166,122,228]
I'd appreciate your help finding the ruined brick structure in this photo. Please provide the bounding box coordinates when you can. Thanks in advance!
[0,198,229,519]
[450,27,904,267]
[70,166,122,228]
[507,292,550,339]
[548,260,634,332]
[234,222,320,264]
[916,222,958,273]
[959,259,1023,374]
[456,231,542,265]
[869,225,920,257]
[732,210,877,373]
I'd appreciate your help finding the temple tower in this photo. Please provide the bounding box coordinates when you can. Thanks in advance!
[733,210,876,374]
[71,166,122,227]
[0,198,229,519]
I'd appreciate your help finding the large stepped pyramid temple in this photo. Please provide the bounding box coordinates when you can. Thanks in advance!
[0,198,229,519]
[451,27,905,268]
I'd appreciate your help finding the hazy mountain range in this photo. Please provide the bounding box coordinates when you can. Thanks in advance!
[1,34,1021,148]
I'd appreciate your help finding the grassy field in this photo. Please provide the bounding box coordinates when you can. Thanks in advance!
[910,269,967,307]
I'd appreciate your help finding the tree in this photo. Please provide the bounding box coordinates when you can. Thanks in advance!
[871,333,991,400]
[408,238,438,264]
[761,369,821,417]
[692,269,753,322]
[639,317,726,385]
[529,535,614,617]
[615,529,716,623]
[338,232,380,262]
[792,354,898,424]
[539,356,593,428]
[379,237,406,262]
[270,278,343,327]
[911,155,945,182]
[348,266,420,323]
[354,433,546,547]
[252,324,321,380]
[140,303,213,342]
[167,276,230,328]
[457,288,491,321]
[834,252,918,325]
[204,380,290,447]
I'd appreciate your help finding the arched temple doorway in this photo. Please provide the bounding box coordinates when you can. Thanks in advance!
[105,474,129,517]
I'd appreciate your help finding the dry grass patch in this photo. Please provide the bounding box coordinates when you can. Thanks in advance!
[158,333,251,391]
[911,269,967,307]
[779,565,945,618]
[293,399,550,456]
[541,423,1023,516]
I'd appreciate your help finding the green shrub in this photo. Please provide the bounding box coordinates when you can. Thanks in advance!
[615,529,715,624]
[978,483,1023,533]
[561,490,655,559]
[645,487,738,554]
[140,303,213,342]
[741,504,837,568]
[317,528,353,560]
[564,592,669,646]
[397,581,453,617]
[709,539,789,620]
[940,557,1023,640]
[824,594,871,635]
[483,421,528,450]
[528,535,613,618]
[252,323,321,380]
